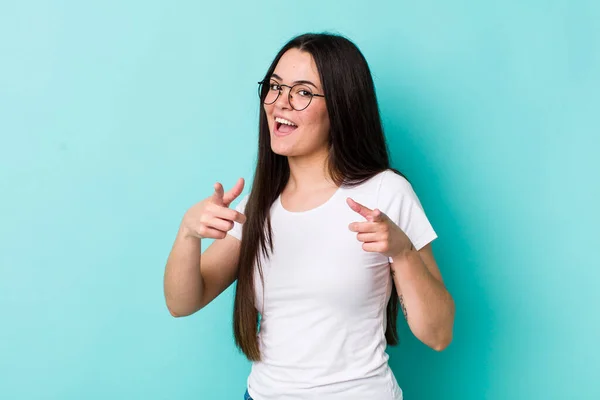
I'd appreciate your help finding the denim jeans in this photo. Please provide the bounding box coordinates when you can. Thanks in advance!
[244,389,253,400]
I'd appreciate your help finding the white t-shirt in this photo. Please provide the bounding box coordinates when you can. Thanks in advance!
[228,169,438,400]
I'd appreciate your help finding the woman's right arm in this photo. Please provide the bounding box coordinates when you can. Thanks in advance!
[163,178,246,317]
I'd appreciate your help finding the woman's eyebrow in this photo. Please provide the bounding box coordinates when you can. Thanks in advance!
[271,73,318,89]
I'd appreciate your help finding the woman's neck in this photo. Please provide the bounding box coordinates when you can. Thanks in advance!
[286,150,336,193]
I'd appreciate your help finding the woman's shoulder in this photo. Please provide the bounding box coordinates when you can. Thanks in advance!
[374,169,427,210]
[340,169,413,196]
[376,169,414,196]
[340,169,417,205]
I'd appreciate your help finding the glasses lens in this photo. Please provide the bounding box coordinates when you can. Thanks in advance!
[290,85,313,110]
[261,80,280,105]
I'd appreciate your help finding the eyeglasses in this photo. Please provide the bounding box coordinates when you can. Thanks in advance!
[258,79,325,111]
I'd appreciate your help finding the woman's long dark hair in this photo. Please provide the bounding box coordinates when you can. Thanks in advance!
[233,33,407,361]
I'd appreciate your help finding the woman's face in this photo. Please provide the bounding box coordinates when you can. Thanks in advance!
[264,48,330,158]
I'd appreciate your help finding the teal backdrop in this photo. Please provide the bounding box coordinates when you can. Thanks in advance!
[1,1,598,399]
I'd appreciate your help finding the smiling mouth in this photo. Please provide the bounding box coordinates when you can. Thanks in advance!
[275,117,298,135]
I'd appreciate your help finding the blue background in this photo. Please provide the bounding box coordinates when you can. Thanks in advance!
[1,1,598,399]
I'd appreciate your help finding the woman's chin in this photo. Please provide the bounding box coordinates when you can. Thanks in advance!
[270,144,295,156]
[270,134,296,156]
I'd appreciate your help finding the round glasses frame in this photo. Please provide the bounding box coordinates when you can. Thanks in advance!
[257,80,325,111]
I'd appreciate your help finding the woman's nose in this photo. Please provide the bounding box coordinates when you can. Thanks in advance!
[274,87,292,110]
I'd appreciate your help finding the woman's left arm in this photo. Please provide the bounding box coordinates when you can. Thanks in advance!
[391,243,455,351]
[346,197,455,351]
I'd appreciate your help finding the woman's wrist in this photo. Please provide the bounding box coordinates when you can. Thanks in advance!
[390,242,415,263]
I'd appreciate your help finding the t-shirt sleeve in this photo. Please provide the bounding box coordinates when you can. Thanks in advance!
[377,170,438,252]
[228,194,250,241]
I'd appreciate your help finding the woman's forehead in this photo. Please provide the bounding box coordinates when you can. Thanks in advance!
[272,49,321,87]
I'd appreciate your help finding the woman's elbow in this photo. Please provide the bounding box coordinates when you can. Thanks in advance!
[431,333,452,351]
[168,306,184,318]
[415,323,453,351]
[165,300,202,318]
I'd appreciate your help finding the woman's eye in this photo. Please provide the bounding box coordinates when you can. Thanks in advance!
[298,90,312,97]
[269,84,280,91]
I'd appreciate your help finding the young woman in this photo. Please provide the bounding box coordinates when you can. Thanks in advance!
[164,33,455,400]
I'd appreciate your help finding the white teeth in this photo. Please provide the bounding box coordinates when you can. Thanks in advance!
[275,117,297,127]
